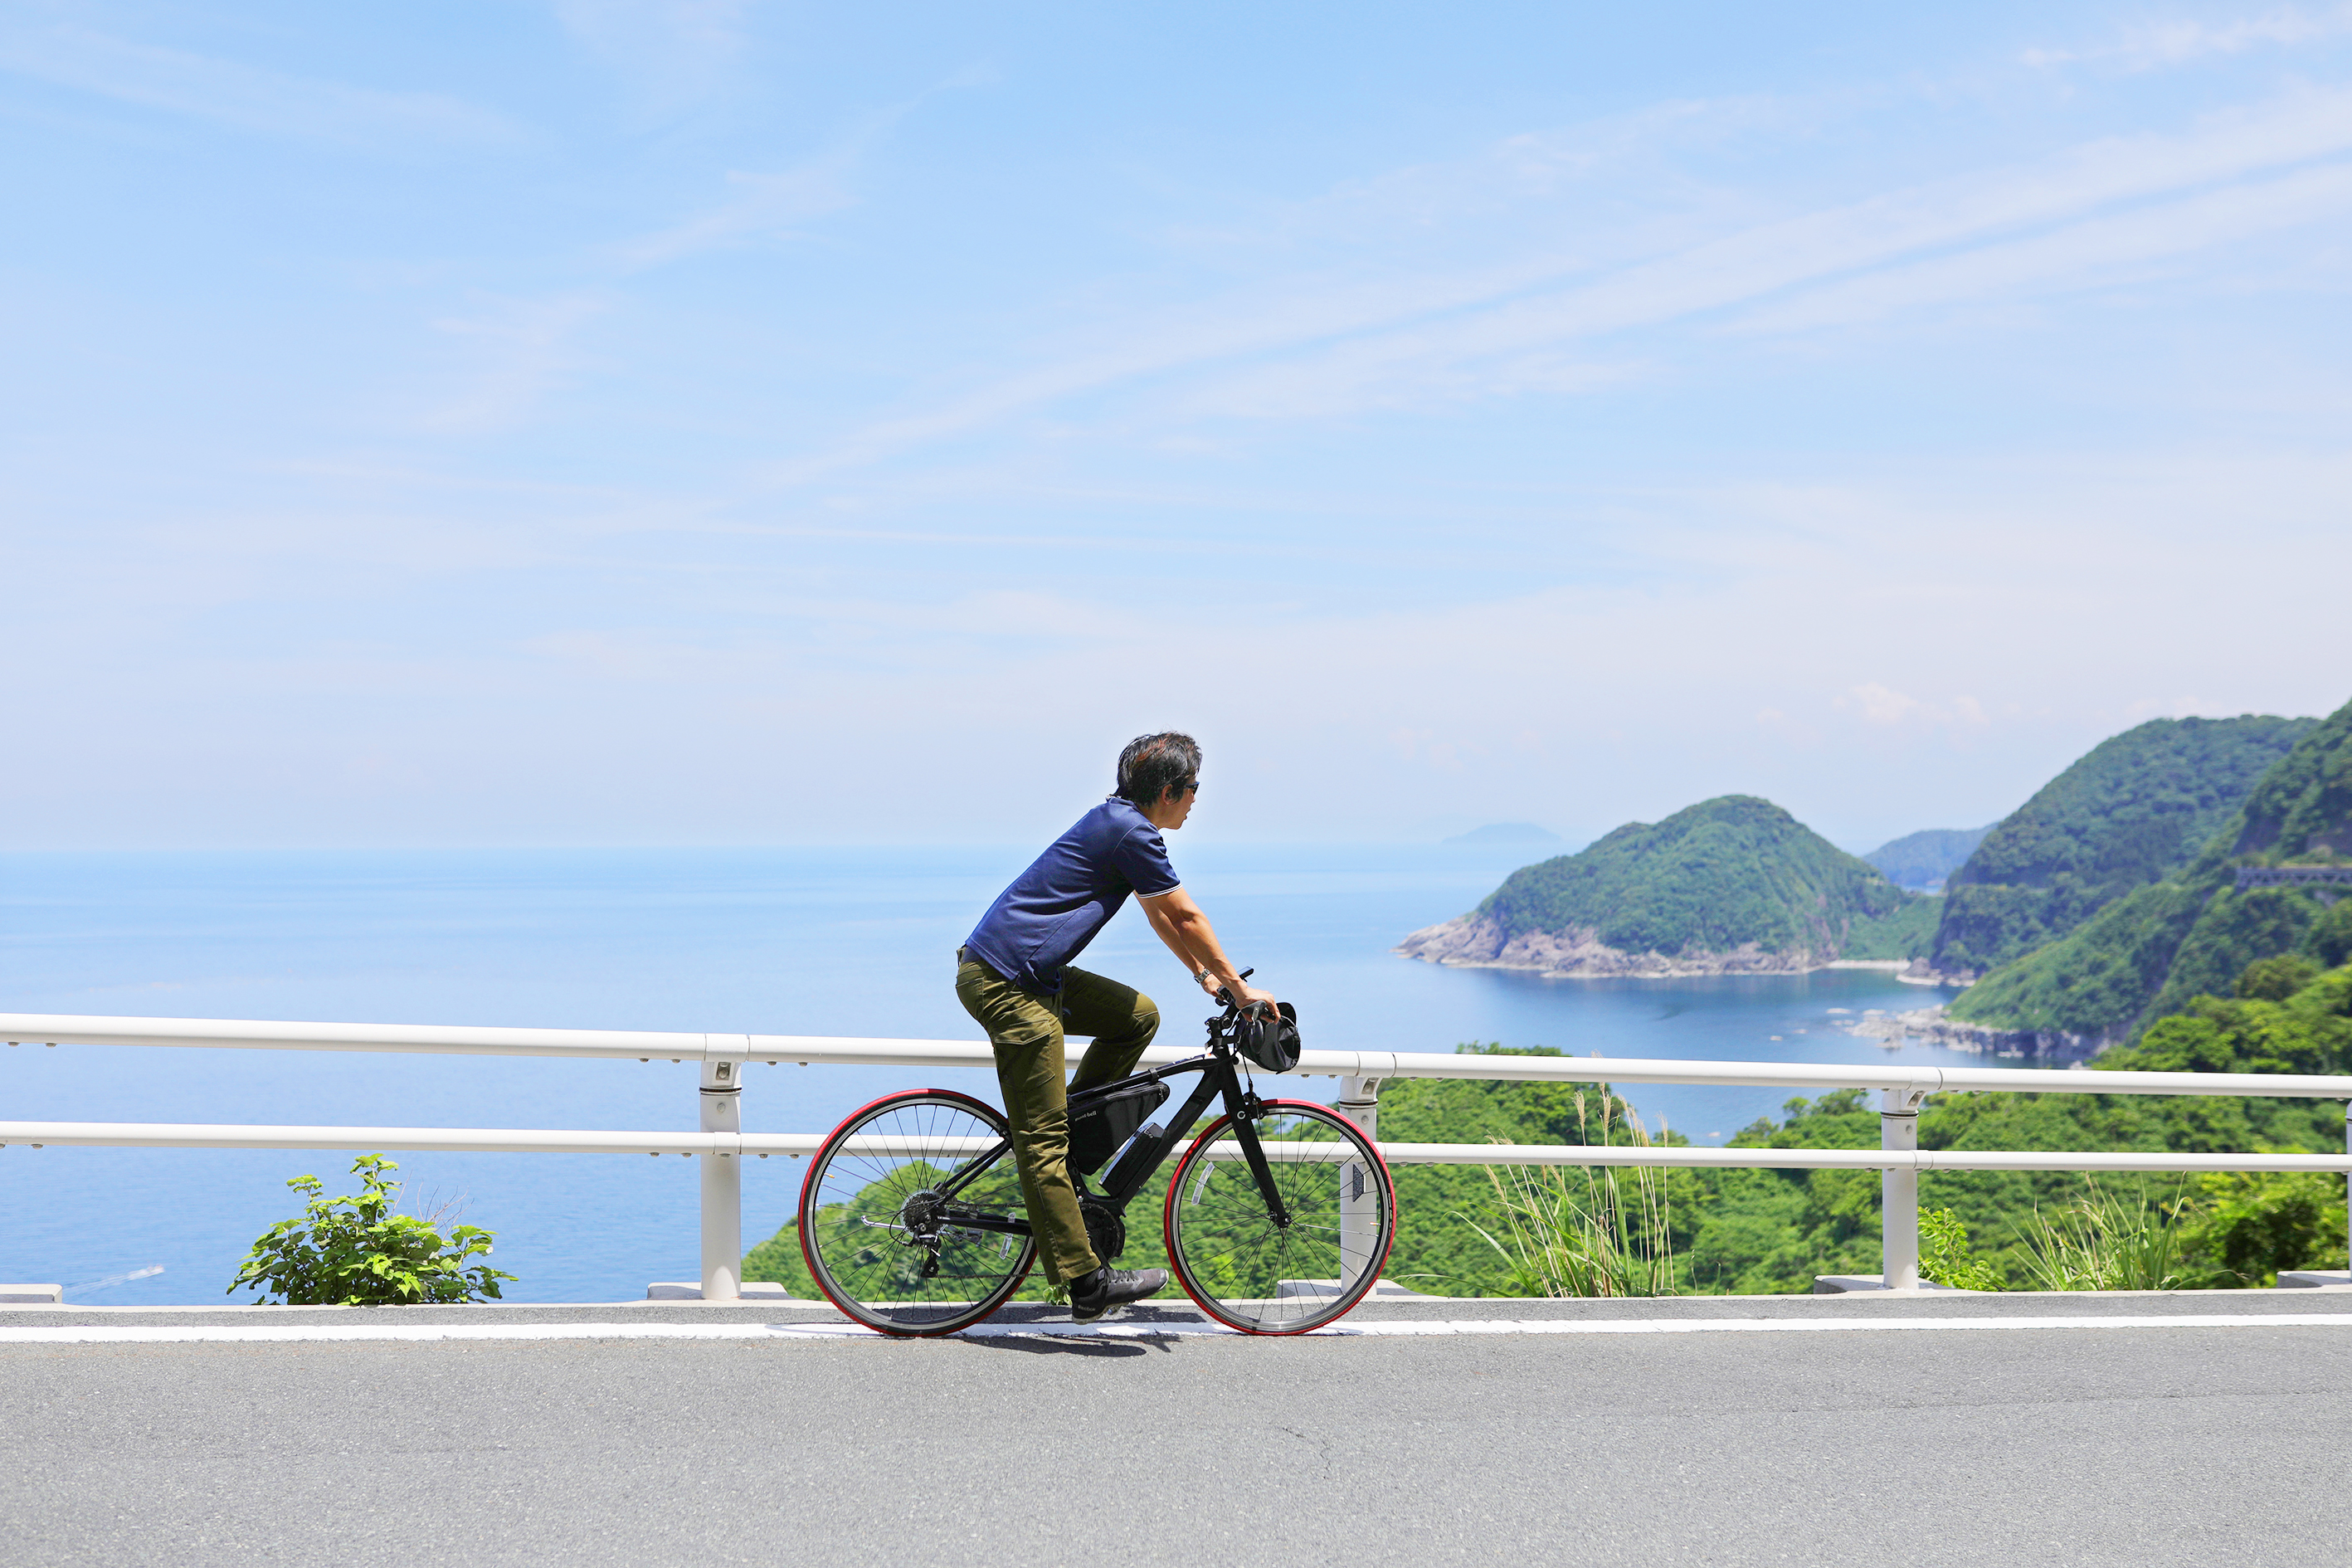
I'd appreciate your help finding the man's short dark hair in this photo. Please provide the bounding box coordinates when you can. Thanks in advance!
[1116,732,1201,806]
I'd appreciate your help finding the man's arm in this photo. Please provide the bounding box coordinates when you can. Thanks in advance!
[1141,887,1273,1006]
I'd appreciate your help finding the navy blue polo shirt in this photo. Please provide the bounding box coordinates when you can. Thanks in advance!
[965,797,1181,991]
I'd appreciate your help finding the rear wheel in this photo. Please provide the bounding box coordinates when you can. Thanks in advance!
[798,1088,1035,1337]
[1162,1099,1395,1334]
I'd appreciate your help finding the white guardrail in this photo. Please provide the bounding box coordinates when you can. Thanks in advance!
[5,1012,2351,1300]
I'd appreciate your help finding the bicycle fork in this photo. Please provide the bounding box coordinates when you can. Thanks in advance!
[1221,1079,1294,1230]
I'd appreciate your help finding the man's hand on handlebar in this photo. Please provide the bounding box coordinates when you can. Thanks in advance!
[1206,966,1276,1010]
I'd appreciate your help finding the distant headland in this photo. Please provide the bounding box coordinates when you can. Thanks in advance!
[1400,795,1929,979]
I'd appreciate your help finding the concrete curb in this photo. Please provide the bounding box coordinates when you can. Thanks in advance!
[7,1286,2350,1332]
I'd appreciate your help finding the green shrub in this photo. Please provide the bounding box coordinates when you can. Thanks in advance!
[2306,900,2352,968]
[1918,1207,2004,1290]
[230,1154,514,1306]
[2177,1171,2349,1286]
[2238,953,2322,1002]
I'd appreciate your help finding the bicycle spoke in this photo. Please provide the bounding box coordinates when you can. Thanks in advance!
[1165,1103,1394,1334]
[801,1092,1035,1336]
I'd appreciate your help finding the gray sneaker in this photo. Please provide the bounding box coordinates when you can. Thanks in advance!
[1069,1265,1167,1323]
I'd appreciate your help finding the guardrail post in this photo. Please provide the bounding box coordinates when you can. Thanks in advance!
[1880,1087,1927,1291]
[699,1054,744,1302]
[1337,1076,1382,1286]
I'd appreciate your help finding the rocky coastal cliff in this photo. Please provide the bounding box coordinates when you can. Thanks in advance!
[1395,912,1851,977]
[1835,1002,2116,1060]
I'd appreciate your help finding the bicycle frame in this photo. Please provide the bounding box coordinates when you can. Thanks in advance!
[797,983,1395,1337]
[923,1033,1293,1243]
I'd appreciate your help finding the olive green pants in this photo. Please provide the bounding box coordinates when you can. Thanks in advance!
[955,952,1159,1286]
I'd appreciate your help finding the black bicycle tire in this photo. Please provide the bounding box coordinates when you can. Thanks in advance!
[1161,1099,1397,1335]
[798,1088,1036,1337]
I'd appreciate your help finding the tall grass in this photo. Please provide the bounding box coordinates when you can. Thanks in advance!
[2010,1177,2195,1292]
[1463,1092,1677,1298]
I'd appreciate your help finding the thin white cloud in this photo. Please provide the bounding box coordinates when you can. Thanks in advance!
[753,96,1809,480]
[616,155,859,270]
[1186,85,2352,416]
[1736,158,2352,333]
[769,82,2352,469]
[2028,5,2352,71]
[1191,94,1800,252]
[426,293,612,434]
[754,251,1616,481]
[549,0,756,115]
[1833,685,1989,729]
[0,22,519,148]
[1196,346,1637,420]
[1843,684,1922,725]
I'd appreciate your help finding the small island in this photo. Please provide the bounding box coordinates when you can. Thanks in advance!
[1398,795,1933,977]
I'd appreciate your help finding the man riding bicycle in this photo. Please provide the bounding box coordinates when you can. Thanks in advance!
[956,732,1274,1322]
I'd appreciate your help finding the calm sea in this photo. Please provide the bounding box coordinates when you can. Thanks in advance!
[0,844,1998,1304]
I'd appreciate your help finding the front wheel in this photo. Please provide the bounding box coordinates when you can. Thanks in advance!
[1162,1099,1396,1335]
[798,1088,1035,1336]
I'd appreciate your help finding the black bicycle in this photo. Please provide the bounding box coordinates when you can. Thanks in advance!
[796,981,1397,1337]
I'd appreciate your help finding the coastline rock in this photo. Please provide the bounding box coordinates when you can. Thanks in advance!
[1395,914,1831,978]
[1837,1004,2116,1061]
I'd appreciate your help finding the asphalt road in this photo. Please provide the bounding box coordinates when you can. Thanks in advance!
[7,1295,2350,1566]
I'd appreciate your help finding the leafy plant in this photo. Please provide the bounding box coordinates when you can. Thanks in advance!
[1918,1207,2004,1291]
[1463,1092,1678,1298]
[230,1154,515,1306]
[2176,1170,2350,1287]
[2009,1177,2194,1293]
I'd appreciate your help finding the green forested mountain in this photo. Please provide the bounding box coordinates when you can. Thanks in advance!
[1400,795,1933,971]
[1483,795,1917,953]
[1863,826,1989,892]
[1931,714,2315,978]
[1950,697,2352,1043]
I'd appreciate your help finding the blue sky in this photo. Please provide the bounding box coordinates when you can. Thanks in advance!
[3,1,2349,852]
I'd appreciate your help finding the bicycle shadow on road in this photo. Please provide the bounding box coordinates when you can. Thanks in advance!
[947,1332,1175,1357]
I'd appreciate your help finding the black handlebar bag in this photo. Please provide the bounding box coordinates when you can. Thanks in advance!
[1234,1001,1301,1074]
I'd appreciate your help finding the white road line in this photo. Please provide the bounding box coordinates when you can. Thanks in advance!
[2,1313,2350,1346]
